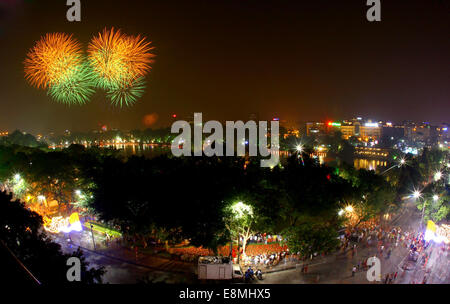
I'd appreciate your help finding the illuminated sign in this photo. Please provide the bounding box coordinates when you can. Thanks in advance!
[44,212,83,234]
[364,123,379,128]
[424,220,449,244]
[328,122,341,127]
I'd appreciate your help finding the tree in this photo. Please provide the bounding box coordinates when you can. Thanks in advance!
[224,201,256,260]
[0,191,105,284]
[284,223,340,257]
[339,168,396,228]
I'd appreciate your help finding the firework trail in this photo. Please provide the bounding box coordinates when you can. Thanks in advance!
[88,27,155,92]
[106,77,146,107]
[47,63,96,105]
[24,33,83,89]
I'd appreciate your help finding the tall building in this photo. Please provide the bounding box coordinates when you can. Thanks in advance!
[359,121,382,142]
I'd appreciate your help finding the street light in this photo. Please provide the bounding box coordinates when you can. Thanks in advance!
[294,144,305,166]
[380,158,406,175]
[345,205,354,213]
[413,190,421,199]
[90,223,96,251]
[433,195,439,202]
[434,171,442,182]
[338,209,345,216]
[231,201,253,218]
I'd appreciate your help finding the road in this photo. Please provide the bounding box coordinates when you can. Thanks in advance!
[47,198,448,284]
[50,229,197,284]
[257,199,450,284]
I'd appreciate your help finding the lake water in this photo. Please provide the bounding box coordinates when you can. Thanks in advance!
[107,144,388,171]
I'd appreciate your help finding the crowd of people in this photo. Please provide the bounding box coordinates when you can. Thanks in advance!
[242,234,284,244]
[244,266,263,282]
[341,222,448,284]
[242,250,295,269]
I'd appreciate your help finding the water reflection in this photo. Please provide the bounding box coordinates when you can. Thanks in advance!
[354,158,387,171]
[102,144,170,159]
[94,144,388,172]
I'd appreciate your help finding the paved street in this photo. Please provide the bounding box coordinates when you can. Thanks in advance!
[51,230,197,284]
[47,198,449,284]
[257,200,450,284]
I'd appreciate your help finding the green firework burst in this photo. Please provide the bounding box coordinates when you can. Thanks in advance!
[106,77,146,107]
[47,63,96,105]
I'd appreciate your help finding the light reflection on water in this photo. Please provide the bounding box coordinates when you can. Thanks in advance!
[103,144,388,171]
[354,158,388,171]
[103,144,170,159]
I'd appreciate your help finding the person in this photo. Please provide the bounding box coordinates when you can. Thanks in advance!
[248,267,254,280]
[352,266,356,277]
[388,274,393,284]
[244,269,251,282]
[256,269,263,280]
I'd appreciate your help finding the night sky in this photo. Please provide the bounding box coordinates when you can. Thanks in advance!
[0,0,448,134]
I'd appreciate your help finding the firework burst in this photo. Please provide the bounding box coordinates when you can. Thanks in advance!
[47,63,96,105]
[88,27,155,90]
[24,33,83,89]
[106,77,146,107]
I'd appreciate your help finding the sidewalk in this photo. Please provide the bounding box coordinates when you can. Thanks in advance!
[56,230,196,275]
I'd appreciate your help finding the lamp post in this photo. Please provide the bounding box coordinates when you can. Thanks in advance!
[412,190,425,229]
[90,223,96,251]
[296,144,305,166]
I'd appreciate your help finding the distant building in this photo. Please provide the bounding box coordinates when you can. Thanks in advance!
[359,121,382,142]
[306,122,327,136]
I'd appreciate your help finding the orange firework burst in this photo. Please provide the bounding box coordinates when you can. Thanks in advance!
[24,33,83,89]
[87,27,155,89]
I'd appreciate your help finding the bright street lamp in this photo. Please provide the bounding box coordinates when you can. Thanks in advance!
[338,209,344,216]
[345,205,354,213]
[380,158,406,175]
[434,171,442,181]
[433,195,439,201]
[231,201,253,218]
[413,190,421,199]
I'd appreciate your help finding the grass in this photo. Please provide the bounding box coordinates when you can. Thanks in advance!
[83,221,122,237]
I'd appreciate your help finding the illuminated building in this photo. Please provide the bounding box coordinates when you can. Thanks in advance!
[340,125,356,139]
[306,122,327,136]
[359,121,382,142]
[354,146,390,159]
